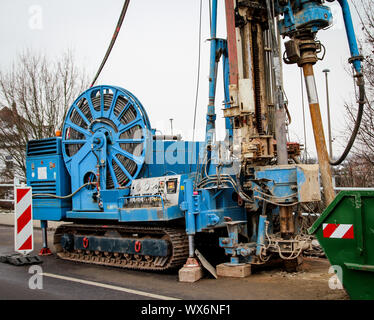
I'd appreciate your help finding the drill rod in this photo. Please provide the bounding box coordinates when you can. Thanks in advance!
[302,63,335,205]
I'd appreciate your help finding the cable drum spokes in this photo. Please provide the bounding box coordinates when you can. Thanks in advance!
[62,85,151,189]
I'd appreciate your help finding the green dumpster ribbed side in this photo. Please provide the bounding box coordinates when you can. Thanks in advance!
[309,191,374,300]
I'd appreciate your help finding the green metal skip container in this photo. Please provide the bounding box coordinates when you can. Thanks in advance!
[309,190,374,300]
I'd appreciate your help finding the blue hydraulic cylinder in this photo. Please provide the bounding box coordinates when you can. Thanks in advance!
[183,179,199,235]
[223,50,233,146]
[205,0,218,147]
[182,179,200,258]
[337,0,362,73]
[256,215,267,256]
[40,220,49,250]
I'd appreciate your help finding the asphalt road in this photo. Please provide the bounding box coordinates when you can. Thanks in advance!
[0,225,348,301]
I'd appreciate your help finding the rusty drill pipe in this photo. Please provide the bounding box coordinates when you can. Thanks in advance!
[302,63,335,205]
[279,207,295,239]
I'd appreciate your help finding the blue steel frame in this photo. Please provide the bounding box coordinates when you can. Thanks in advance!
[205,0,233,160]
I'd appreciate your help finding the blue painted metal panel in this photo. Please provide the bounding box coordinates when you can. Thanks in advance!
[66,210,119,220]
[253,165,318,207]
[144,140,204,178]
[26,138,71,221]
[119,205,184,222]
[255,166,297,200]
[195,188,245,231]
[181,178,246,235]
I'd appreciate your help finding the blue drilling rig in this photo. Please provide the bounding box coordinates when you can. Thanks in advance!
[26,0,364,275]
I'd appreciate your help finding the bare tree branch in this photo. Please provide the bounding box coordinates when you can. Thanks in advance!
[0,49,89,180]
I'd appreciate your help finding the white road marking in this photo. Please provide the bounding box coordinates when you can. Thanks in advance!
[42,272,181,300]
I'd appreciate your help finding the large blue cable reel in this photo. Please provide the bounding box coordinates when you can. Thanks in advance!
[62,85,152,193]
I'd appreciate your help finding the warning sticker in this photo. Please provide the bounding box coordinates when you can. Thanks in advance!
[37,167,47,180]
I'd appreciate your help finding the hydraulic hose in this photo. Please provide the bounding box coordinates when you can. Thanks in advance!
[32,182,96,199]
[90,0,130,87]
[329,0,366,166]
[329,75,365,166]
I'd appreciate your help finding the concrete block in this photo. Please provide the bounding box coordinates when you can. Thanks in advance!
[178,266,203,283]
[216,263,251,278]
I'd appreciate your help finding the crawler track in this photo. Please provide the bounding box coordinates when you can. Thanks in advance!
[53,224,189,272]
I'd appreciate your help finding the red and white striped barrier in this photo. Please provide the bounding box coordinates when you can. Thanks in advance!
[323,223,354,239]
[14,187,33,254]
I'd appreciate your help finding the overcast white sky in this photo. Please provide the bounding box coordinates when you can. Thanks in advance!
[0,0,363,158]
